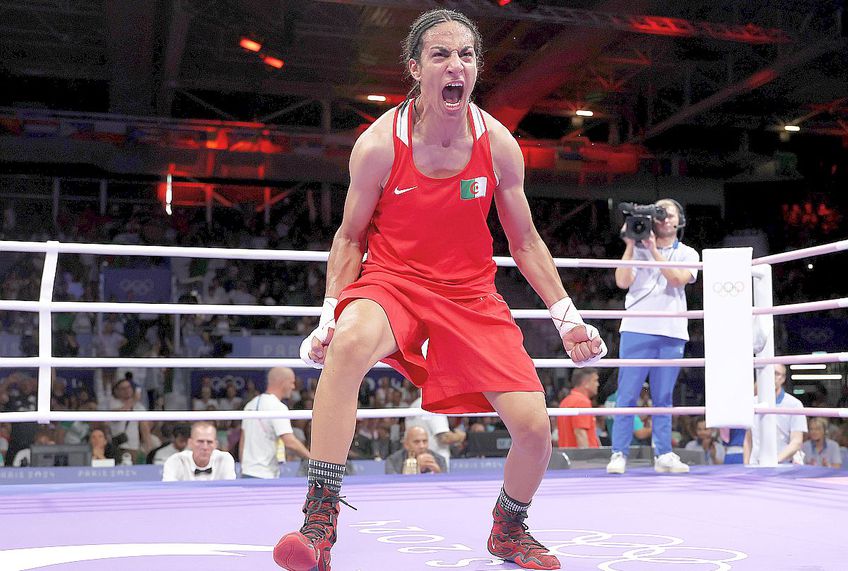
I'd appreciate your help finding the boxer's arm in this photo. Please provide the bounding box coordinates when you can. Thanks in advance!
[325,119,393,298]
[488,117,604,364]
[303,116,393,366]
[488,119,567,307]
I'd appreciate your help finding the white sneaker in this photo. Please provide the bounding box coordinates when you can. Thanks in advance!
[654,452,690,473]
[606,452,627,474]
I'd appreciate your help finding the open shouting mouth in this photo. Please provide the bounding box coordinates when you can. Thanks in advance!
[442,81,464,110]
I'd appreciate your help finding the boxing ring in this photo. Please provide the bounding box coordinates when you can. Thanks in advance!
[1,238,847,570]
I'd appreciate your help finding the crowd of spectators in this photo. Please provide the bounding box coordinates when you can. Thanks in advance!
[1,189,846,470]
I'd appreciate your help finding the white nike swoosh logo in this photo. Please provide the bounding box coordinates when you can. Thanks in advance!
[393,186,417,195]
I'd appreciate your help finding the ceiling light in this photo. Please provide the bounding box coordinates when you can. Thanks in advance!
[789,364,826,370]
[790,374,842,381]
[575,109,594,117]
[165,174,173,216]
[367,95,387,102]
[239,38,262,52]
[783,125,800,132]
[262,55,284,69]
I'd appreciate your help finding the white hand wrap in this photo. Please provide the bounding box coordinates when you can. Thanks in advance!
[549,297,608,366]
[299,297,338,369]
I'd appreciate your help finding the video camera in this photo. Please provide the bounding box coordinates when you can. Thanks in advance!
[619,202,668,242]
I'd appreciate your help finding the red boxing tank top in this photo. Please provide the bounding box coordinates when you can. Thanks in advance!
[361,99,499,298]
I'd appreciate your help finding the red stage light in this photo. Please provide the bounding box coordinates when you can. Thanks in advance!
[262,55,284,69]
[497,0,512,5]
[239,38,262,52]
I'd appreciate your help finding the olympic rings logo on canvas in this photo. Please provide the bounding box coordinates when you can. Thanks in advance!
[531,529,747,570]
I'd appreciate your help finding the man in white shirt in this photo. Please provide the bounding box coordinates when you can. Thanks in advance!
[745,364,807,465]
[240,367,310,478]
[162,421,236,481]
[608,199,699,475]
[405,396,465,469]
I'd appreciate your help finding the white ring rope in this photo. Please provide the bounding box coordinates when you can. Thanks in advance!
[1,240,702,269]
[0,357,705,369]
[0,299,700,320]
[4,353,848,371]
[752,297,848,316]
[4,297,847,319]
[2,405,844,425]
[0,406,712,424]
[752,238,848,266]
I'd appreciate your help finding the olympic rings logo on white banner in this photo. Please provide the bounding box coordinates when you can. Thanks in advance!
[531,529,747,570]
[118,278,154,296]
[712,281,745,297]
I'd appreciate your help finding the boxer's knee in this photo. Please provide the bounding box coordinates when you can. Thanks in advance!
[510,415,553,461]
[326,300,396,369]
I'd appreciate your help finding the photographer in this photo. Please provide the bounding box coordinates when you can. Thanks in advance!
[607,198,699,475]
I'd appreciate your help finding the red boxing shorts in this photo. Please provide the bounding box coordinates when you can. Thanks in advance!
[337,271,543,414]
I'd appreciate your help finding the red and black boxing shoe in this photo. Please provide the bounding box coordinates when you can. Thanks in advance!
[273,482,353,571]
[487,502,561,570]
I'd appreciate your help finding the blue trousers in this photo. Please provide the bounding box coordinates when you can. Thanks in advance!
[612,331,686,456]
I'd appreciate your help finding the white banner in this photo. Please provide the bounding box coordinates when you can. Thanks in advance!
[703,248,754,428]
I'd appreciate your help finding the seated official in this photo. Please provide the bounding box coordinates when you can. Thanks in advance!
[385,426,447,474]
[163,421,236,481]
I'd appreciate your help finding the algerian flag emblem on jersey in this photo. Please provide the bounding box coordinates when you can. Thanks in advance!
[460,177,487,200]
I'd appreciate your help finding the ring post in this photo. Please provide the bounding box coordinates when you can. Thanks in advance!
[37,241,61,424]
[752,264,778,467]
[703,248,755,432]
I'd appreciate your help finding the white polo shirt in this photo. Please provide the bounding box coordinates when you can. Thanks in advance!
[619,241,699,341]
[162,449,236,481]
[750,390,808,465]
[240,394,293,479]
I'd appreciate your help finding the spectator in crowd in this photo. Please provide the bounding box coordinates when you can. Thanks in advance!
[684,418,725,465]
[406,395,466,468]
[106,376,152,464]
[94,319,127,392]
[608,198,698,475]
[12,426,55,467]
[206,277,228,305]
[0,422,10,465]
[240,367,310,478]
[556,368,600,449]
[218,382,244,411]
[149,423,191,465]
[385,426,447,475]
[50,375,70,411]
[3,373,38,466]
[371,424,399,461]
[802,418,841,469]
[837,384,848,409]
[62,401,98,445]
[192,385,218,411]
[745,364,807,465]
[349,420,378,460]
[836,424,848,470]
[719,428,746,465]
[89,427,116,464]
[162,421,236,481]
